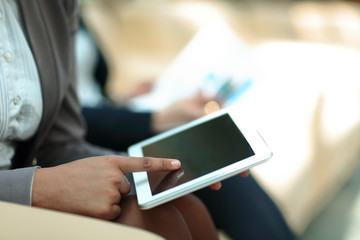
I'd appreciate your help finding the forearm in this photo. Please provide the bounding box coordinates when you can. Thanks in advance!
[0,166,39,205]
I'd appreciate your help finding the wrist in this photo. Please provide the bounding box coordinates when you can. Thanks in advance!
[151,110,181,133]
[31,168,55,208]
[151,111,164,133]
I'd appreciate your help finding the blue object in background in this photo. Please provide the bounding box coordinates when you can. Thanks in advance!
[224,77,253,106]
[202,72,254,106]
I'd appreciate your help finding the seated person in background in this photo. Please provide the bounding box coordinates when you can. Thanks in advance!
[77,20,297,240]
[76,25,211,151]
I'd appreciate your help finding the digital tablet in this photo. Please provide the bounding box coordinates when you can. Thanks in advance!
[128,106,272,210]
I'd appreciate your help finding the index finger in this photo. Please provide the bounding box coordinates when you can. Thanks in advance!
[118,157,181,173]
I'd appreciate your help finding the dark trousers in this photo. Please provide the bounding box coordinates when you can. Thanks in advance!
[195,175,297,240]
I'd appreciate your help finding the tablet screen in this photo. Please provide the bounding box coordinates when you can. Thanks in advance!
[143,113,255,195]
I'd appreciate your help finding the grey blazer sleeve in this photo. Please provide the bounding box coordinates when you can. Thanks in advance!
[0,166,39,205]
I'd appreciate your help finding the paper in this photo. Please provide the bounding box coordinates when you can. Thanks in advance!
[128,20,254,111]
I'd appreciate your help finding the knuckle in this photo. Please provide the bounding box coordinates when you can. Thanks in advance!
[103,155,112,162]
[162,159,167,169]
[108,189,121,203]
[105,155,117,164]
[143,158,151,169]
[97,205,114,220]
[107,170,122,183]
[120,185,131,195]
[103,155,122,167]
[115,173,124,183]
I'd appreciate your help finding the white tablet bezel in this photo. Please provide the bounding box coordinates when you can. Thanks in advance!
[128,105,272,210]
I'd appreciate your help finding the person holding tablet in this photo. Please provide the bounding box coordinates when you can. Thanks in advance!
[77,16,296,240]
[0,1,243,239]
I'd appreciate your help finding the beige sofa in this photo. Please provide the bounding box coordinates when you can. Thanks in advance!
[0,201,163,239]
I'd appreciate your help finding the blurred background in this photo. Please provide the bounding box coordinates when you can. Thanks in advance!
[79,0,360,239]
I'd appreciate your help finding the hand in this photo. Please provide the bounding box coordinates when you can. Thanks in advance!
[151,168,250,192]
[152,169,185,194]
[32,155,181,220]
[151,92,212,133]
[209,170,250,191]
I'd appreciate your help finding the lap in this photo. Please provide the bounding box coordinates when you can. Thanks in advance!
[114,194,217,240]
[195,175,296,240]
